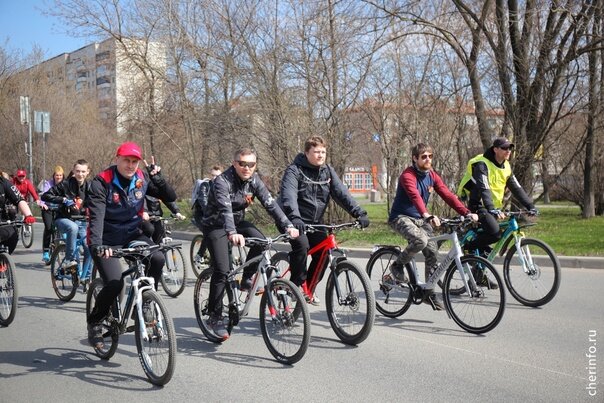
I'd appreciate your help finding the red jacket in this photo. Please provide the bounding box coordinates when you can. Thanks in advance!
[12,178,40,201]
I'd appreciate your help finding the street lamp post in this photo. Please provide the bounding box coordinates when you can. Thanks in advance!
[19,96,33,182]
[34,111,51,181]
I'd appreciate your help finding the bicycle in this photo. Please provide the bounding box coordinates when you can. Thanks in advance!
[14,207,34,249]
[366,217,505,334]
[86,242,177,385]
[194,233,311,364]
[270,222,375,345]
[49,215,92,301]
[148,215,187,298]
[460,210,561,307]
[190,232,211,278]
[0,220,21,326]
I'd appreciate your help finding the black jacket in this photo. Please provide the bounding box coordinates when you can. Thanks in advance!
[145,195,180,217]
[278,153,366,224]
[202,166,291,234]
[41,176,90,219]
[0,177,24,220]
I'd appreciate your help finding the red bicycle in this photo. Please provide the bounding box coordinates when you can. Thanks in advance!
[270,222,375,345]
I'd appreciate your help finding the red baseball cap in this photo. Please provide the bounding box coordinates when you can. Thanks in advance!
[16,169,27,177]
[115,142,143,160]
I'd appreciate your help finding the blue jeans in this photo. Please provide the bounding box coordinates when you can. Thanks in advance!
[56,218,91,268]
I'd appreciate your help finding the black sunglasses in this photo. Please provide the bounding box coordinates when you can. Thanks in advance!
[499,145,514,151]
[236,160,256,169]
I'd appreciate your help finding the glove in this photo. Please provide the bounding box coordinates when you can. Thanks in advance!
[24,215,35,225]
[291,218,306,233]
[357,214,370,228]
[91,245,111,257]
[63,198,75,207]
[528,208,539,216]
[488,209,502,217]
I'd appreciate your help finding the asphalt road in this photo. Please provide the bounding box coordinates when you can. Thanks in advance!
[1,225,603,402]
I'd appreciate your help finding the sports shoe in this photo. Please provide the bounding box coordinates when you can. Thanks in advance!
[300,283,320,306]
[61,260,78,271]
[472,267,499,289]
[424,292,445,311]
[208,315,229,341]
[87,322,104,348]
[239,276,253,292]
[390,261,408,283]
[194,254,204,264]
[42,251,50,264]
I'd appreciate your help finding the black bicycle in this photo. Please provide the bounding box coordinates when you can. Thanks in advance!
[0,220,21,327]
[149,216,187,298]
[86,242,177,385]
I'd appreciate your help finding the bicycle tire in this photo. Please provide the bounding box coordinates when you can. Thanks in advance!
[326,260,375,345]
[193,267,232,343]
[134,289,177,386]
[160,247,187,297]
[20,223,34,248]
[86,278,119,359]
[365,247,412,318]
[268,251,291,280]
[0,252,18,326]
[259,278,310,364]
[503,238,561,307]
[50,244,79,301]
[190,234,211,278]
[443,255,505,334]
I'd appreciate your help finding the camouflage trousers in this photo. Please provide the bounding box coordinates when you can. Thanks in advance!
[389,215,438,281]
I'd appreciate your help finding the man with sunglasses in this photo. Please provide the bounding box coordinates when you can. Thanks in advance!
[202,148,299,340]
[457,137,536,262]
[388,143,477,311]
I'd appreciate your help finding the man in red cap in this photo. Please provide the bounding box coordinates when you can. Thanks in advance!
[85,141,177,348]
[12,169,48,212]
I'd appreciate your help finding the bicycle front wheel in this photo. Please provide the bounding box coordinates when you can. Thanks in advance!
[0,253,18,326]
[503,238,561,307]
[50,244,78,301]
[190,234,211,278]
[134,289,177,386]
[20,223,34,248]
[161,247,187,297]
[365,248,412,318]
[443,256,505,334]
[260,278,310,364]
[86,278,119,359]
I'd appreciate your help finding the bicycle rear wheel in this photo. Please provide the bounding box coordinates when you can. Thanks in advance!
[503,238,561,307]
[326,260,375,345]
[190,234,211,278]
[161,247,187,297]
[86,278,119,359]
[260,278,310,364]
[365,248,412,318]
[134,289,177,386]
[268,251,291,280]
[20,223,34,248]
[443,256,505,334]
[193,268,233,343]
[50,244,78,301]
[0,253,18,326]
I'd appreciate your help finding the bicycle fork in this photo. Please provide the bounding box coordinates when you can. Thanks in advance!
[132,275,157,341]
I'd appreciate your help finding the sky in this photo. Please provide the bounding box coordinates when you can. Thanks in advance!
[0,0,89,60]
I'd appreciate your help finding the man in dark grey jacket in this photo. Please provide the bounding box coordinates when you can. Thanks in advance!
[278,136,370,304]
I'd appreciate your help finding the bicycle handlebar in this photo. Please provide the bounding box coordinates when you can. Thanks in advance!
[0,220,24,227]
[243,233,292,247]
[304,222,360,233]
[110,243,162,258]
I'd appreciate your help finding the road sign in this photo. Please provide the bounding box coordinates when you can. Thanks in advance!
[20,96,30,124]
[34,111,51,134]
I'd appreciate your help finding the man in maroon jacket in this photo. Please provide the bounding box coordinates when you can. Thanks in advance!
[388,143,477,310]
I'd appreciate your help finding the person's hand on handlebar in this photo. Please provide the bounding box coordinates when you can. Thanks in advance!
[228,233,245,247]
[91,245,113,258]
[286,226,299,239]
[466,213,479,222]
[423,213,441,227]
[489,209,506,220]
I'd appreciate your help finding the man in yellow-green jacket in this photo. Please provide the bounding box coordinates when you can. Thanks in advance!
[457,137,537,255]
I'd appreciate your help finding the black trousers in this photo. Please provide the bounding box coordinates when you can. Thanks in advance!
[41,209,54,252]
[87,234,164,324]
[0,226,18,254]
[288,230,327,287]
[205,221,264,317]
[465,208,502,251]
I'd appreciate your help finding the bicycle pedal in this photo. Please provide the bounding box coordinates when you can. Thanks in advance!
[126,325,136,333]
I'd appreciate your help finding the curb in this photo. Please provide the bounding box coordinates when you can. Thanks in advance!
[171,230,603,270]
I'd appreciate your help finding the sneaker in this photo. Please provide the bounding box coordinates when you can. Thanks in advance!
[300,283,320,306]
[42,251,50,264]
[239,277,253,292]
[208,315,229,341]
[194,254,203,264]
[390,261,408,283]
[472,267,499,289]
[61,260,78,271]
[424,292,445,311]
[87,322,104,348]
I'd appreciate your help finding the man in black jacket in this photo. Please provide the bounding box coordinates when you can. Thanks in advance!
[42,159,91,271]
[0,177,35,253]
[278,136,370,304]
[202,148,299,340]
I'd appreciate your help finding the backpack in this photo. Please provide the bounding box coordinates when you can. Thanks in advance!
[191,178,211,212]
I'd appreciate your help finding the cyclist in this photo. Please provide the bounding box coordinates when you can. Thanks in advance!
[0,176,36,253]
[38,165,65,263]
[13,169,47,212]
[388,143,477,310]
[86,142,177,348]
[202,148,299,340]
[140,194,185,245]
[278,135,370,305]
[191,165,222,264]
[41,160,91,272]
[457,137,537,255]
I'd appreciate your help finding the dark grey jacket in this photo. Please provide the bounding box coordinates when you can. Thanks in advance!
[278,153,366,224]
[202,165,292,234]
